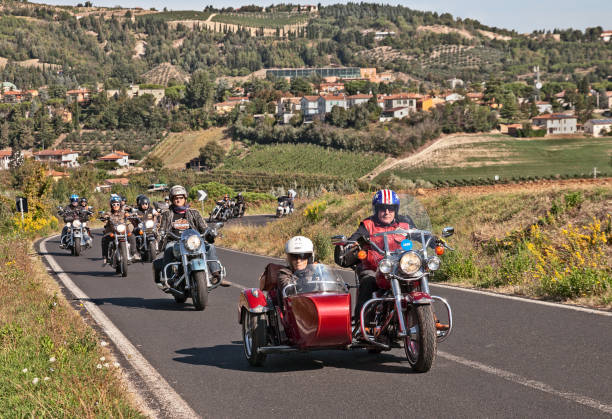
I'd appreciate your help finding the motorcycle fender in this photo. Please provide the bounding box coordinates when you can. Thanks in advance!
[238,288,270,323]
[407,291,433,305]
[188,259,207,272]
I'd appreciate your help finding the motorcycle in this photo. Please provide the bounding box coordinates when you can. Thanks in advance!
[134,212,159,262]
[99,212,135,277]
[209,200,232,222]
[238,195,454,372]
[59,207,93,256]
[232,200,246,218]
[276,198,293,218]
[158,223,225,311]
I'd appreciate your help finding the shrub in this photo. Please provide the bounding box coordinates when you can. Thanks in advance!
[188,182,234,202]
[303,200,327,222]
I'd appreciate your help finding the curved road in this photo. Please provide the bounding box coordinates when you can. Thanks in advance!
[37,223,612,418]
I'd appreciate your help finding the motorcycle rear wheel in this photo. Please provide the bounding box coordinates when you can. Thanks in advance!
[242,311,267,367]
[404,304,436,373]
[73,237,81,256]
[146,246,156,263]
[191,271,208,311]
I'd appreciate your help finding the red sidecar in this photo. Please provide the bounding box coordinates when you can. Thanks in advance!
[238,263,352,366]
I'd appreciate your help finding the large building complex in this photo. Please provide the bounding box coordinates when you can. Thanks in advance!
[266,67,362,80]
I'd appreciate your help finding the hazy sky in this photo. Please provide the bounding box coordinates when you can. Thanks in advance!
[35,0,612,33]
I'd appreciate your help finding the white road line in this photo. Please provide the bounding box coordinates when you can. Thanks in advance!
[40,237,200,419]
[431,284,612,317]
[438,351,612,415]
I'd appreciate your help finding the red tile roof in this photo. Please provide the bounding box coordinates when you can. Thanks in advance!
[47,170,69,177]
[302,96,320,101]
[104,178,129,185]
[383,93,421,100]
[347,94,373,100]
[0,148,12,158]
[66,89,91,94]
[34,149,76,156]
[100,152,128,160]
[320,94,347,101]
[532,113,576,120]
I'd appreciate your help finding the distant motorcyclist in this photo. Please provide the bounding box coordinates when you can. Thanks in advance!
[78,196,93,237]
[134,195,158,221]
[101,195,138,264]
[340,189,413,320]
[278,236,315,290]
[153,185,224,286]
[60,194,81,248]
[233,192,245,217]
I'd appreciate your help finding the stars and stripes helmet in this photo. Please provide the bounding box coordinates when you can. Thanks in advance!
[372,189,400,215]
[69,194,79,203]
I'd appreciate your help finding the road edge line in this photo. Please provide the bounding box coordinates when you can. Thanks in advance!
[39,236,200,419]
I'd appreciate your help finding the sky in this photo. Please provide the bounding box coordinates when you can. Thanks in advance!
[35,0,612,33]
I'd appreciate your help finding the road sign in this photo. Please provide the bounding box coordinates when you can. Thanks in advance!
[197,190,208,202]
[16,197,27,221]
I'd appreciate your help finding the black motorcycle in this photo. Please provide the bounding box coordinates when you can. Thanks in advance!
[99,212,135,277]
[59,207,93,256]
[134,213,159,262]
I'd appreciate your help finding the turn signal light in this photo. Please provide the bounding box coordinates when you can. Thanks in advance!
[139,231,143,235]
[109,233,114,238]
[357,250,367,260]
[128,232,132,236]
[435,246,444,256]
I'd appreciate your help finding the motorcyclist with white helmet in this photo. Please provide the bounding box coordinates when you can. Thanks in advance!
[278,236,316,290]
[153,185,225,287]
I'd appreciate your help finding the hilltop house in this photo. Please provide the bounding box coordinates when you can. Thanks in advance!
[383,94,418,113]
[318,94,348,114]
[66,89,93,104]
[347,94,373,108]
[584,119,612,137]
[95,177,129,192]
[106,85,165,105]
[466,92,484,104]
[33,149,79,167]
[276,97,302,124]
[300,96,320,121]
[213,96,249,114]
[99,151,129,167]
[380,107,411,122]
[1,90,37,104]
[600,31,612,42]
[531,114,577,135]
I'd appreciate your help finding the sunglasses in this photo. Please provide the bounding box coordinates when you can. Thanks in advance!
[289,253,311,260]
[111,203,121,206]
[377,205,396,212]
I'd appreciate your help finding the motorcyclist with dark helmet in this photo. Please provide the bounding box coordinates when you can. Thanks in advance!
[60,194,81,248]
[153,185,225,287]
[233,192,246,217]
[101,194,138,264]
[134,195,158,221]
[338,189,413,321]
[78,196,93,239]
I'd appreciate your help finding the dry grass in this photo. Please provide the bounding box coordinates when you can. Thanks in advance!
[0,237,144,417]
[148,127,232,169]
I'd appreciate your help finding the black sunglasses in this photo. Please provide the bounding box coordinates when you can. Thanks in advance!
[289,253,311,260]
[377,205,396,212]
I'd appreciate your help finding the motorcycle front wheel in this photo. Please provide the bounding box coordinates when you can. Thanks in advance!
[190,271,208,311]
[146,245,156,263]
[404,304,437,373]
[73,237,81,256]
[119,242,128,277]
[242,311,267,367]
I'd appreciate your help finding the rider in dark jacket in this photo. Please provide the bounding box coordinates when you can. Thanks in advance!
[60,194,82,248]
[101,194,138,263]
[153,185,223,287]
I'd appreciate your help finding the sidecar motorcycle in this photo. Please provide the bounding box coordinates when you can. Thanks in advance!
[238,195,454,372]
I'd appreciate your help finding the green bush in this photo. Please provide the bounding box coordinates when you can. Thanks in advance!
[242,192,276,203]
[189,182,234,202]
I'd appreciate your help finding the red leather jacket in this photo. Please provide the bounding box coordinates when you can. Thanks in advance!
[350,216,412,271]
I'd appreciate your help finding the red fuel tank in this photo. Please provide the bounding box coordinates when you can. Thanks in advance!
[285,293,352,349]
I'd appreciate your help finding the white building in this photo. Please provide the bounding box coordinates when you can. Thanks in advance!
[600,31,612,42]
[380,107,411,122]
[346,94,373,108]
[382,94,418,113]
[300,96,320,120]
[318,94,348,114]
[535,101,553,114]
[99,151,130,167]
[584,119,612,137]
[531,114,577,135]
[0,148,12,170]
[445,93,465,103]
[33,149,79,167]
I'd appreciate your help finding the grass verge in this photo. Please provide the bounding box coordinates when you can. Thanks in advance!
[218,182,612,309]
[0,236,145,417]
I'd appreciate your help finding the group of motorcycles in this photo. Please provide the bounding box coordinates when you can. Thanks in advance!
[238,195,454,373]
[209,198,246,222]
[58,200,226,311]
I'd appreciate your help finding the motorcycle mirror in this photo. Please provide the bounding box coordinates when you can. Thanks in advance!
[442,227,454,238]
[331,235,347,246]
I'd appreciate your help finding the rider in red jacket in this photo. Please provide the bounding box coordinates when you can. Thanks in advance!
[345,189,413,321]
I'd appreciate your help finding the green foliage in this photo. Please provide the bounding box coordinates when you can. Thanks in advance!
[212,12,310,29]
[188,182,234,202]
[198,140,226,170]
[184,70,215,109]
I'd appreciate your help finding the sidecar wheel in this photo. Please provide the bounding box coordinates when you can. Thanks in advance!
[404,305,436,373]
[191,271,208,311]
[242,311,267,367]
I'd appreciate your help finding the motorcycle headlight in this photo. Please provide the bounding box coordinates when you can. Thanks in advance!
[72,219,81,228]
[185,234,201,252]
[427,256,441,271]
[65,222,71,227]
[379,258,394,274]
[145,220,155,229]
[399,252,422,275]
[116,224,126,233]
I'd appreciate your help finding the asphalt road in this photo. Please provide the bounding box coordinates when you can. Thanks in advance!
[38,229,612,418]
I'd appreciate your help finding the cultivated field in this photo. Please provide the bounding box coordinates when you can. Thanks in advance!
[376,134,612,183]
[148,128,231,169]
[221,144,385,179]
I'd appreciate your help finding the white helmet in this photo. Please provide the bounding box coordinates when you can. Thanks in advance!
[285,236,314,256]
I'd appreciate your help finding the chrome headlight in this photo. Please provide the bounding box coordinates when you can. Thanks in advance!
[379,259,394,274]
[65,222,71,227]
[185,234,202,252]
[427,256,441,271]
[399,252,422,275]
[72,219,81,228]
[145,220,155,229]
[115,224,126,233]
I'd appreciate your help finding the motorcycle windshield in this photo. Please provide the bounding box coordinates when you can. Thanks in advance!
[371,194,433,253]
[293,264,346,295]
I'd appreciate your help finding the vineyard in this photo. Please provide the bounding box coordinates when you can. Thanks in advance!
[420,45,505,68]
[60,130,165,159]
[220,144,385,179]
[141,62,189,85]
[211,12,310,29]
[377,136,612,185]
[136,11,213,23]
[148,128,231,169]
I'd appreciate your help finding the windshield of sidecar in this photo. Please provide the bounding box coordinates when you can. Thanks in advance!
[291,264,346,295]
[371,194,433,253]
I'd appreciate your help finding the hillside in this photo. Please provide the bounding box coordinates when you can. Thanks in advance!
[0,1,610,88]
[148,128,231,169]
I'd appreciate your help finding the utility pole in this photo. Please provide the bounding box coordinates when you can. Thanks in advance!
[534,66,542,102]
[593,167,598,179]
